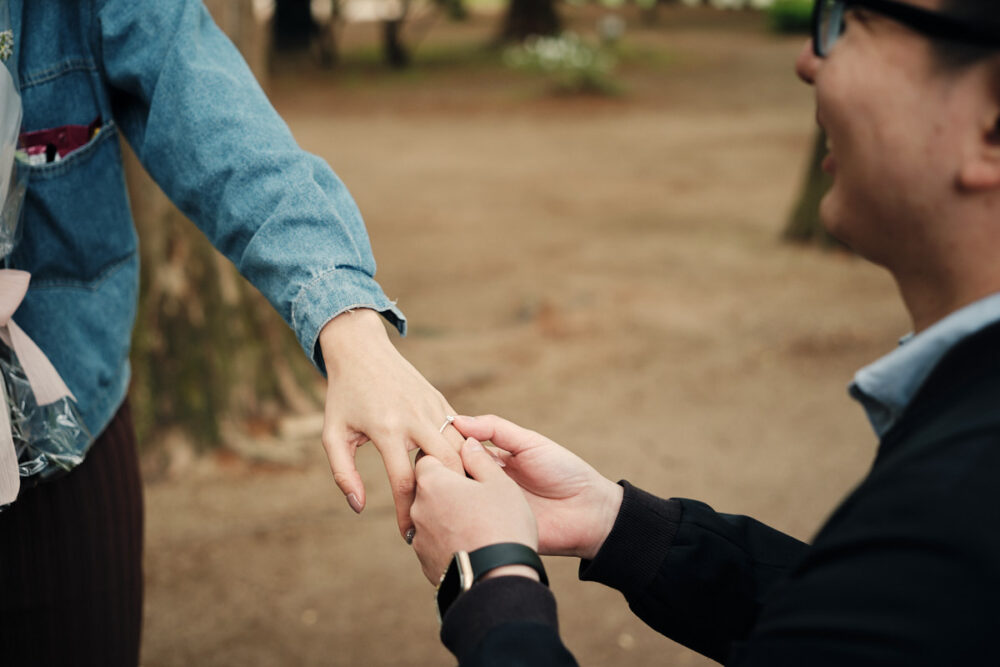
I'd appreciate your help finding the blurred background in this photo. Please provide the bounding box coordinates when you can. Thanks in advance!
[129,1,909,665]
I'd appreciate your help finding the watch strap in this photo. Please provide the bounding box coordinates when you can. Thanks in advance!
[436,542,547,622]
[467,542,548,587]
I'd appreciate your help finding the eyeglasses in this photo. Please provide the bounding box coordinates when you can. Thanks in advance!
[812,0,1000,58]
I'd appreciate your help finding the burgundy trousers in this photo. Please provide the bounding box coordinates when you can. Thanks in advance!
[0,401,143,666]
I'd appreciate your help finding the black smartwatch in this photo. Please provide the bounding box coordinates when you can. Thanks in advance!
[435,542,548,621]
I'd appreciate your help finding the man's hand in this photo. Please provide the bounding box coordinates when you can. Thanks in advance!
[410,437,538,584]
[319,308,464,539]
[451,415,623,561]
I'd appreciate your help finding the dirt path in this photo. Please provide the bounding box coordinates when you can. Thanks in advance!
[141,9,907,666]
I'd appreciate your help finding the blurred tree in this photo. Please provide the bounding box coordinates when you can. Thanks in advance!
[382,0,413,68]
[379,0,471,69]
[636,0,674,25]
[783,129,839,247]
[274,0,469,70]
[125,0,320,449]
[435,0,467,20]
[274,0,319,51]
[500,0,561,42]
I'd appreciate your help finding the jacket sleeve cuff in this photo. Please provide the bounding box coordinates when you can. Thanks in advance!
[291,267,407,372]
[440,575,559,662]
[578,481,682,598]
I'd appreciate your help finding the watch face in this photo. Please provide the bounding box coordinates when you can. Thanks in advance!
[436,558,461,620]
[436,551,473,622]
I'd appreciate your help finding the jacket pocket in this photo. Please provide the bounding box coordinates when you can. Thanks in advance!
[14,120,137,288]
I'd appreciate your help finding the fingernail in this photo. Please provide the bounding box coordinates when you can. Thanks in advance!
[488,450,506,468]
[404,527,415,544]
[346,493,363,514]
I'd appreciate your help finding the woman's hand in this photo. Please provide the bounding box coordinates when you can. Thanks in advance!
[410,437,538,584]
[319,309,465,541]
[451,415,623,561]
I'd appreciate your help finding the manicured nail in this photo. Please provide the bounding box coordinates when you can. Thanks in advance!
[488,450,506,468]
[346,493,363,514]
[404,527,415,544]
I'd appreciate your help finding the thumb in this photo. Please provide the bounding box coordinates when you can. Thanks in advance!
[452,415,540,457]
[460,437,506,483]
[414,451,445,480]
[322,426,366,514]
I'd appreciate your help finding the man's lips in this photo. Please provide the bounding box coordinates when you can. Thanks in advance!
[822,135,836,173]
[822,153,836,174]
[817,118,835,174]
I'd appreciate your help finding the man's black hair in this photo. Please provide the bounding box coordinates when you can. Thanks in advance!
[936,0,1000,66]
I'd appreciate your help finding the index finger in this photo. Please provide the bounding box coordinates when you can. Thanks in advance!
[414,452,445,479]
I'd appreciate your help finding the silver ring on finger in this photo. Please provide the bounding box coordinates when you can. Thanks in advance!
[438,415,455,433]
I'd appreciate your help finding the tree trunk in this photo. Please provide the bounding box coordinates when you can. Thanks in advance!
[125,0,320,450]
[499,0,561,43]
[383,19,410,68]
[435,0,467,21]
[783,129,840,248]
[274,0,318,51]
[208,0,273,90]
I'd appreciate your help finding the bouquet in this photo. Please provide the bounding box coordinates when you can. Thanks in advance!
[0,29,91,508]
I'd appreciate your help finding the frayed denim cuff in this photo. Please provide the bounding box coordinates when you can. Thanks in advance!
[291,267,407,373]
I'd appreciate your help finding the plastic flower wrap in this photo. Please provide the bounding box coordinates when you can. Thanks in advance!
[0,43,25,257]
[0,23,92,508]
[0,343,90,483]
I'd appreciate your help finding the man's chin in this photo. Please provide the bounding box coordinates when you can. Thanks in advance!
[818,196,847,245]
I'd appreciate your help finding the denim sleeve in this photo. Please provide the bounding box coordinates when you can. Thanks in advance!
[93,0,406,370]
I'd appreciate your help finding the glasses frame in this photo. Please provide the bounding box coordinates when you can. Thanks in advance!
[812,0,1000,58]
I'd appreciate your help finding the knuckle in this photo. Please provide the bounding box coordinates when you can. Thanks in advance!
[393,476,416,498]
[373,415,405,440]
[331,471,354,486]
[320,432,337,452]
[414,474,428,493]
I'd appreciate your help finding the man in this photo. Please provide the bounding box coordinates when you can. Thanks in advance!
[409,1,1000,664]
[0,1,463,664]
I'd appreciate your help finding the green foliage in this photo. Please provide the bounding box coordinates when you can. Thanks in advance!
[504,32,618,95]
[433,0,468,20]
[768,0,813,34]
[564,0,658,7]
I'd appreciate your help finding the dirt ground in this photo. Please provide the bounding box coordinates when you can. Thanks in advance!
[140,7,910,666]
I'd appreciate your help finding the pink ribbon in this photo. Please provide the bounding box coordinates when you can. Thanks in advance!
[0,269,75,506]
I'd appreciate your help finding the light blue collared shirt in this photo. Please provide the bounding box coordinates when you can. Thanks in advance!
[850,292,1000,438]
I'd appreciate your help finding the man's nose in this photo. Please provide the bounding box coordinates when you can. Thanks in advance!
[795,39,820,85]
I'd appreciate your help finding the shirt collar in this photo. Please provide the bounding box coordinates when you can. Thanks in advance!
[849,292,1000,438]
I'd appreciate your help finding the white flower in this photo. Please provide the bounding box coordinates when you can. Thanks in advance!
[0,31,13,62]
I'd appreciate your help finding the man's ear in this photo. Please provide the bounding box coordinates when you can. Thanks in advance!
[958,68,1000,191]
[958,114,1000,191]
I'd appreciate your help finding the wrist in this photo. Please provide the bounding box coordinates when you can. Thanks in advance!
[319,309,389,368]
[580,480,624,561]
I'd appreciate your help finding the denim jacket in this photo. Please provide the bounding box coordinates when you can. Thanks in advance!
[5,0,405,438]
